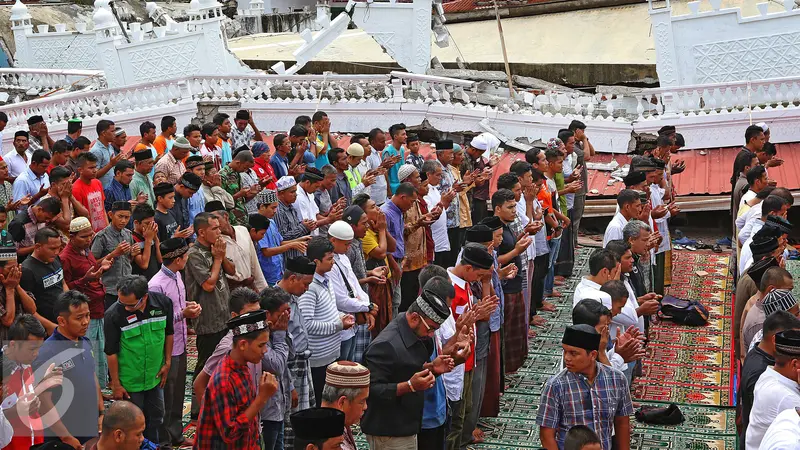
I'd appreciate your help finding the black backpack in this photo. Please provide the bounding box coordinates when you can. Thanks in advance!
[658,295,709,326]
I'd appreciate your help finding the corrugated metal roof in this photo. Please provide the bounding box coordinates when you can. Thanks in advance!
[581,143,800,198]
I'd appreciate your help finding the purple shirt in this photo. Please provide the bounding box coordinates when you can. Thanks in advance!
[148,265,188,357]
[381,200,405,260]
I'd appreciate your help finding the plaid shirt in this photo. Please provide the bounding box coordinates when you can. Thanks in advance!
[194,354,261,450]
[536,362,633,450]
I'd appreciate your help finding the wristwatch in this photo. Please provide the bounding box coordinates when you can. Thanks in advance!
[368,303,376,312]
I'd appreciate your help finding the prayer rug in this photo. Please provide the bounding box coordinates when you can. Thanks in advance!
[646,328,730,349]
[472,417,543,449]
[642,343,731,369]
[519,353,562,373]
[632,382,729,406]
[526,335,568,356]
[630,429,736,449]
[497,394,542,420]
[632,402,737,436]
[504,372,553,395]
[636,362,733,388]
[787,260,800,298]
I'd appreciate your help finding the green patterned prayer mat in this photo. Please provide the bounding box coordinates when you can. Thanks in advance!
[630,430,736,449]
[473,249,739,449]
[631,402,737,436]
[788,260,800,298]
[504,373,553,396]
[527,335,568,355]
[473,417,543,449]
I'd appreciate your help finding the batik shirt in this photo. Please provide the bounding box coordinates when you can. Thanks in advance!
[219,166,249,227]
[440,164,459,229]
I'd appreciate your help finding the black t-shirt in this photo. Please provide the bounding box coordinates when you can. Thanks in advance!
[154,209,178,243]
[20,256,64,323]
[498,224,522,294]
[132,231,160,280]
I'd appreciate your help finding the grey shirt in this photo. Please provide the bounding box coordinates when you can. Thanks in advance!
[91,226,133,295]
[261,330,293,422]
[184,242,231,336]
[287,295,310,356]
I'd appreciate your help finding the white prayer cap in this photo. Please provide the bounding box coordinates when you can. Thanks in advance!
[756,122,769,133]
[468,132,501,151]
[276,176,297,191]
[328,221,354,240]
[398,164,418,182]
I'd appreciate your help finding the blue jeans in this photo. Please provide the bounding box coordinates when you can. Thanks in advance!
[544,236,562,294]
[129,387,165,444]
[87,318,107,389]
[340,335,356,361]
[262,420,284,450]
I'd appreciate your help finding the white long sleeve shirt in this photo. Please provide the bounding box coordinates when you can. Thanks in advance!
[747,367,800,450]
[603,212,628,247]
[330,253,370,341]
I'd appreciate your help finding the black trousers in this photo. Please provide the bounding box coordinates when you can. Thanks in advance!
[418,423,448,450]
[434,252,449,268]
[530,254,549,318]
[471,199,488,226]
[311,365,329,407]
[555,209,575,277]
[399,269,422,313]
[191,329,228,418]
[447,227,465,268]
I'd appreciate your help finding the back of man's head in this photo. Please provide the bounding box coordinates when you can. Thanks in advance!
[760,266,793,292]
[564,425,601,450]
[762,195,788,217]
[588,249,617,277]
[572,299,609,328]
[101,400,144,435]
[616,189,640,208]
[763,310,800,338]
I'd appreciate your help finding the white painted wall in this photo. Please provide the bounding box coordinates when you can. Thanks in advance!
[651,0,800,86]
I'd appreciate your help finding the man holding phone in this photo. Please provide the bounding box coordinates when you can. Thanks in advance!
[649,158,679,295]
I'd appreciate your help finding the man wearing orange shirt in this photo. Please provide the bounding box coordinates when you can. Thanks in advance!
[134,121,159,178]
[153,116,177,158]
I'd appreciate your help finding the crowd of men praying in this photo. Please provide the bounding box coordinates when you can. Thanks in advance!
[0,109,797,450]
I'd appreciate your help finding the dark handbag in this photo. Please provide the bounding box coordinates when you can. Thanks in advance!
[658,295,709,326]
[635,403,685,425]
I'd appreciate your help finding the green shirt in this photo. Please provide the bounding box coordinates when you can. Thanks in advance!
[104,292,174,392]
[130,171,155,208]
[554,172,568,216]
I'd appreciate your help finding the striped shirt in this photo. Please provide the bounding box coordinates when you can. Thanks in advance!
[296,273,344,367]
[536,362,633,450]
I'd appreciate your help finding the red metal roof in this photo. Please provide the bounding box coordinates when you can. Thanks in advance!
[579,143,800,198]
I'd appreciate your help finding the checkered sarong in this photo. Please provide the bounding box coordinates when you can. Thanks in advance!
[284,354,315,450]
[353,323,372,364]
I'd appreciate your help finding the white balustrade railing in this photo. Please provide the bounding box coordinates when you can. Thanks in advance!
[0,78,190,130]
[0,68,107,94]
[635,75,800,119]
[185,74,394,104]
